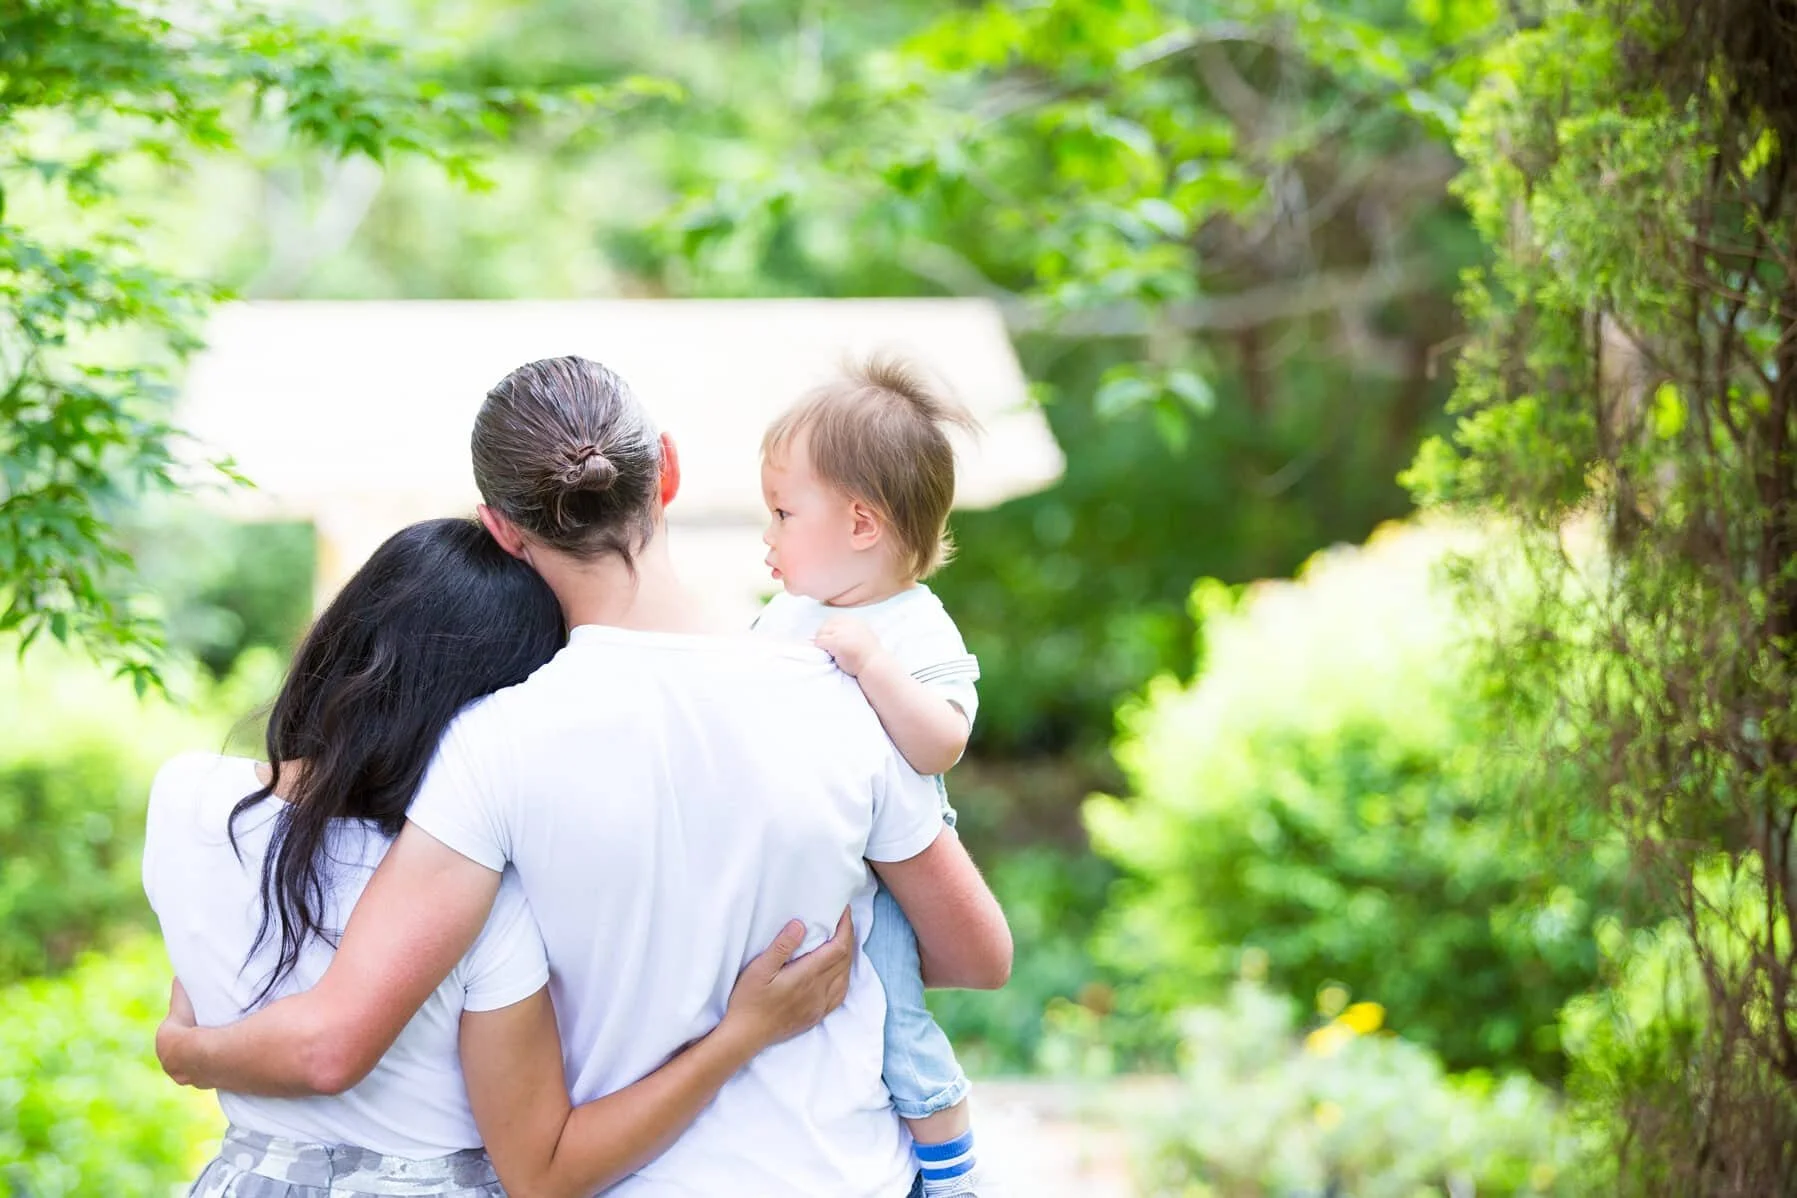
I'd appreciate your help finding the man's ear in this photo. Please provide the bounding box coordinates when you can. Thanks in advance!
[848,500,884,552]
[477,504,530,560]
[659,432,682,509]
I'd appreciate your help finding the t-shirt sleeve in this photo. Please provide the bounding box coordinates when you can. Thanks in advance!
[889,605,981,730]
[406,703,512,874]
[142,751,208,911]
[142,759,175,910]
[459,867,550,1012]
[865,746,946,863]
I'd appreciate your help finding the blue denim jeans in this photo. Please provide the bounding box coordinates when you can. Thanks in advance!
[867,865,972,1120]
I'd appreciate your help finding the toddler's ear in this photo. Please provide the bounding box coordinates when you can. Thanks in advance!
[848,500,883,551]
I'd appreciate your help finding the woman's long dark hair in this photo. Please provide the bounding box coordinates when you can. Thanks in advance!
[229,517,565,1005]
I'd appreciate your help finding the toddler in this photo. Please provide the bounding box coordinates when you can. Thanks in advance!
[753,355,986,1198]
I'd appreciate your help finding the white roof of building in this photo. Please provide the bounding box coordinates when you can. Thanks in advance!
[178,299,1060,613]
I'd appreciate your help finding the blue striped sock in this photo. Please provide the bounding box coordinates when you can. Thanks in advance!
[916,1130,977,1195]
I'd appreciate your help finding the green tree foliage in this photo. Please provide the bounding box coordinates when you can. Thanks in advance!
[0,0,660,690]
[76,0,1505,753]
[651,0,1497,751]
[1555,871,1786,1197]
[944,337,1451,753]
[1404,0,1797,1185]
[1086,525,1628,1078]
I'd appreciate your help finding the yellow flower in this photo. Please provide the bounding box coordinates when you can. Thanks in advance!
[1338,1001,1385,1035]
[1314,1101,1344,1130]
[1304,1023,1354,1057]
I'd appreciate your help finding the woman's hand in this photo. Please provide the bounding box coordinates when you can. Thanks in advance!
[465,907,857,1198]
[719,908,855,1052]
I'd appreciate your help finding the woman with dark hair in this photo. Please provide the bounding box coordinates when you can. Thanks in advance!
[158,358,1011,1197]
[145,517,851,1197]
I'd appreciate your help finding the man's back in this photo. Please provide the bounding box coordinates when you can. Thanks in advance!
[407,625,943,1196]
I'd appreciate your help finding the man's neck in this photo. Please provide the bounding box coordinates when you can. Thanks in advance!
[536,535,719,635]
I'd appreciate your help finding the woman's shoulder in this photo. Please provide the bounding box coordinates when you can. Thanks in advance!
[147,751,265,832]
[143,752,265,907]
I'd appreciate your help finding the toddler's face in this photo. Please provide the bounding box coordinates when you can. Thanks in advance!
[761,438,869,601]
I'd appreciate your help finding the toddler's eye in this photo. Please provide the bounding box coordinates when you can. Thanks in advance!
[775,509,791,521]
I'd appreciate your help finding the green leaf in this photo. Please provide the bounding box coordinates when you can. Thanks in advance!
[1095,371,1158,418]
[1166,369,1214,414]
[1151,399,1190,451]
[1652,382,1685,440]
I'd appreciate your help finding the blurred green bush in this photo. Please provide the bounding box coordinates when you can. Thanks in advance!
[1134,980,1584,1196]
[0,646,273,985]
[1086,523,1628,1078]
[926,845,1133,1074]
[0,938,223,1195]
[126,510,316,680]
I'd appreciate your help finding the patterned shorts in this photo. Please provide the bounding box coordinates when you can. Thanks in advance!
[188,1125,505,1197]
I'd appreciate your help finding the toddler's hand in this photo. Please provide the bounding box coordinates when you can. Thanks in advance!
[814,618,885,677]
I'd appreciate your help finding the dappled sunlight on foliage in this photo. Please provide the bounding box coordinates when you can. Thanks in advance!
[1136,980,1583,1196]
[1088,523,1630,1078]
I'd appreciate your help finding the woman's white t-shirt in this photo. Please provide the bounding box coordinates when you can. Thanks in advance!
[142,752,549,1158]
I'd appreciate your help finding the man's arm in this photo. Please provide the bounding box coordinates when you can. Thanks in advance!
[157,823,500,1095]
[871,827,1011,990]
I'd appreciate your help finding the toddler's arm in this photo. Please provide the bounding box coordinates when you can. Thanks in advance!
[815,618,970,776]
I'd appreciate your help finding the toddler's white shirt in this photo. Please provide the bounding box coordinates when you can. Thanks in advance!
[753,584,981,734]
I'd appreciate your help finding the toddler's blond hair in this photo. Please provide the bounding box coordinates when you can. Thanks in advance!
[763,355,978,580]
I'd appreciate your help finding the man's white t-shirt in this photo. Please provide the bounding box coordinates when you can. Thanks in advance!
[142,752,548,1158]
[754,584,981,731]
[406,626,944,1198]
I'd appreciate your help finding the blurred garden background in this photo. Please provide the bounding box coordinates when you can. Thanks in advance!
[6,0,1797,1193]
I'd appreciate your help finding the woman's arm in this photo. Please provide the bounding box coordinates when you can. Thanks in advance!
[872,827,1011,990]
[463,910,854,1198]
[158,824,502,1095]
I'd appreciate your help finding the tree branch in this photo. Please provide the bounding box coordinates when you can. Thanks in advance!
[1015,259,1433,336]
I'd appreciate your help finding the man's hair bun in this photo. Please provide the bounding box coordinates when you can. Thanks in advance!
[560,444,619,491]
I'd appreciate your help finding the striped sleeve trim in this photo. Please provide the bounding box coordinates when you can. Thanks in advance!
[912,655,980,685]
